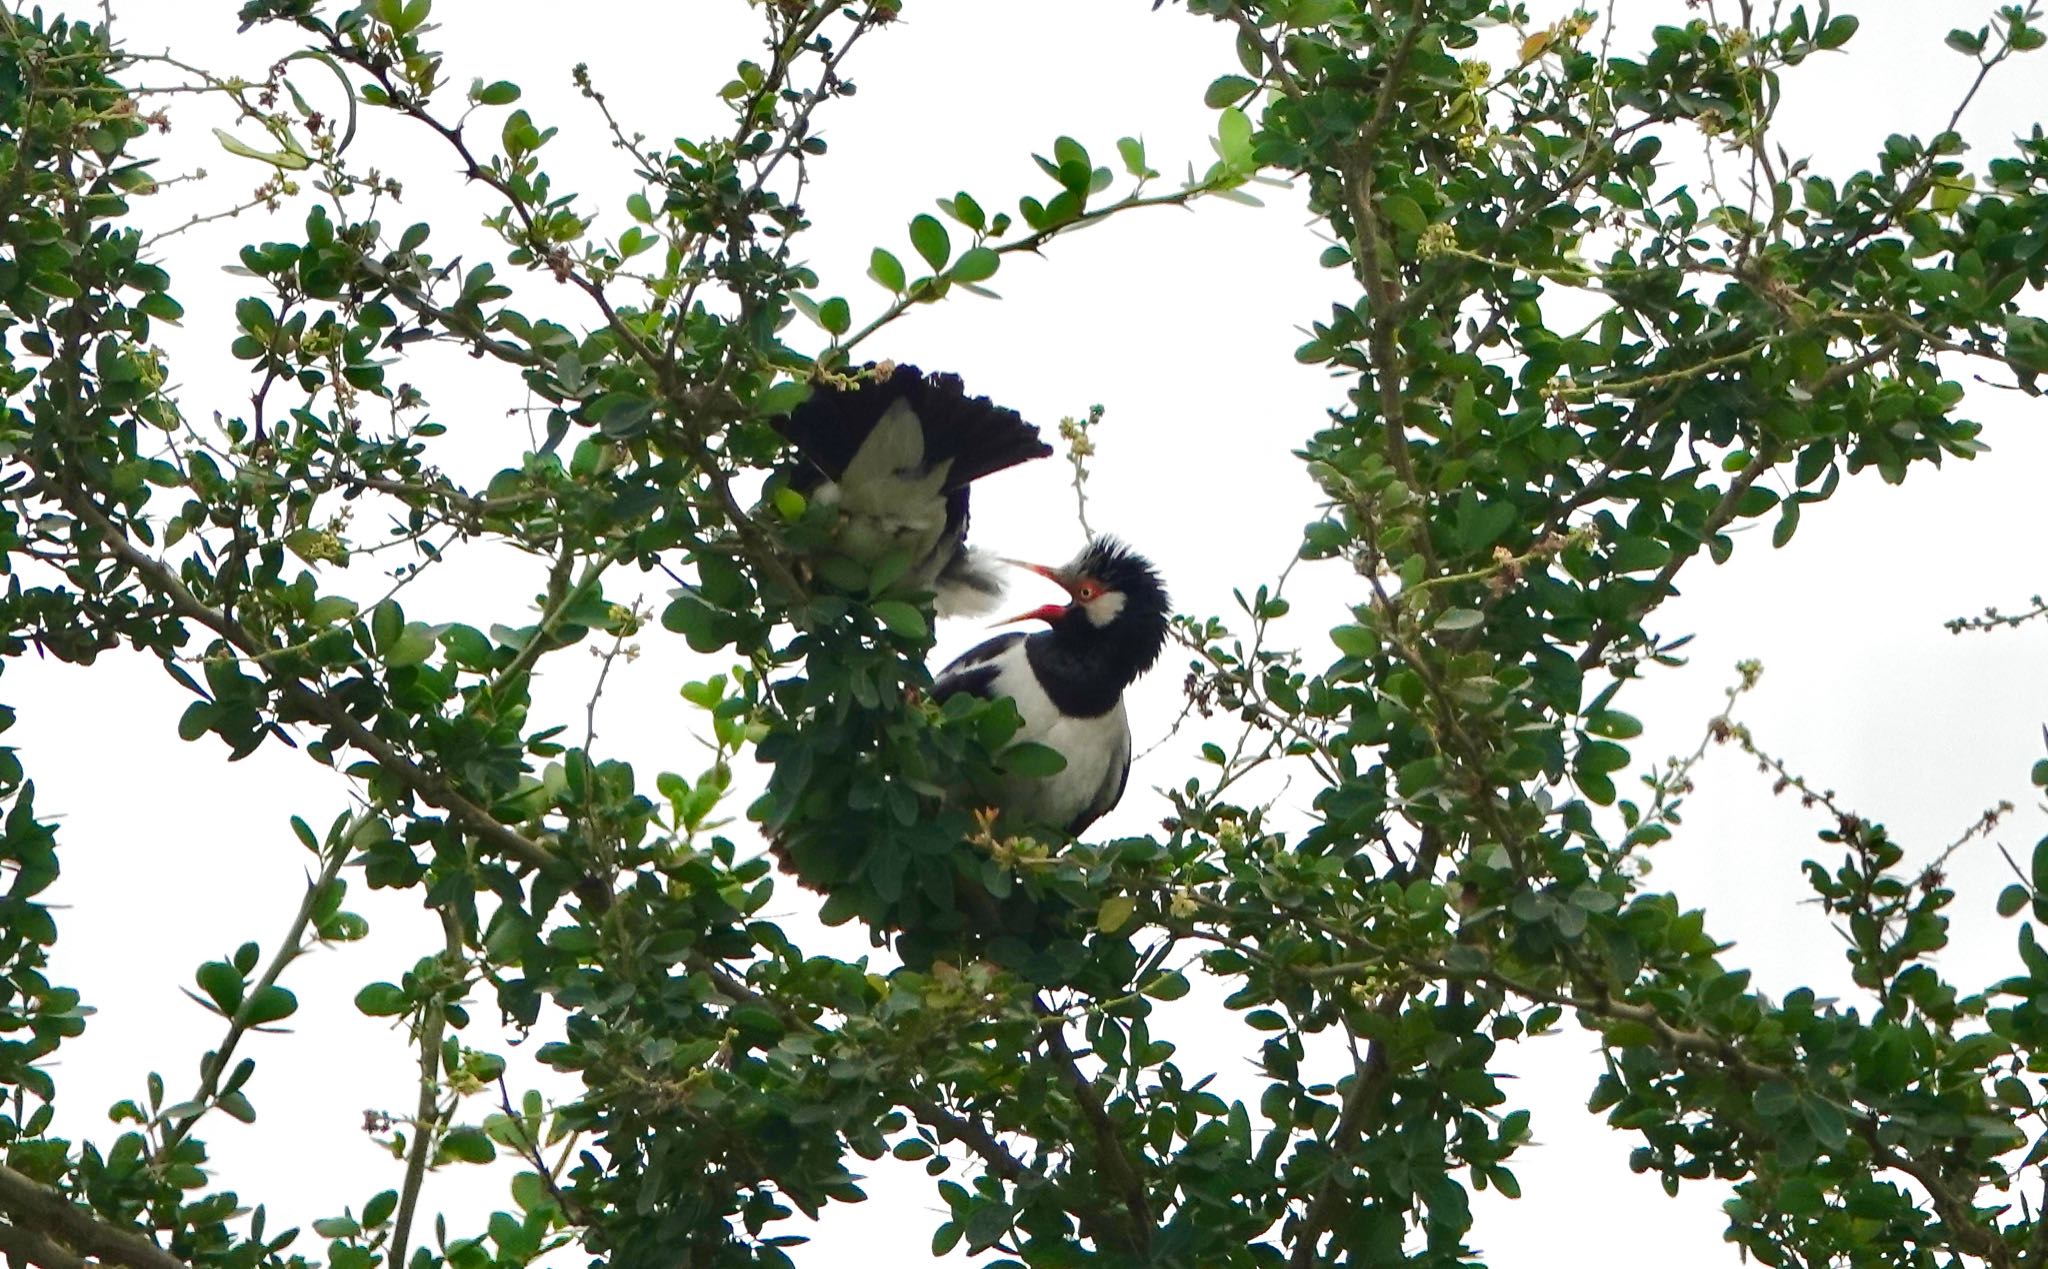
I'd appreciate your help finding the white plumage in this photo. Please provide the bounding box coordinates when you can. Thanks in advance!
[813,399,952,570]
[935,633,1133,833]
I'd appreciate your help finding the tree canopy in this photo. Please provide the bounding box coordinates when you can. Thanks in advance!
[1,2,2047,1267]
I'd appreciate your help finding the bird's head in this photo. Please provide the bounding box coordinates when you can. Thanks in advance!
[1001,537,1171,677]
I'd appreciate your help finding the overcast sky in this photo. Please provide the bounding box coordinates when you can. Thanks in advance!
[16,2,2048,1265]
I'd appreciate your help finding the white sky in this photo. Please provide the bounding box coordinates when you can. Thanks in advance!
[14,1,2048,1265]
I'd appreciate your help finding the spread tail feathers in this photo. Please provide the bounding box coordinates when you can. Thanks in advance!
[772,364,1051,492]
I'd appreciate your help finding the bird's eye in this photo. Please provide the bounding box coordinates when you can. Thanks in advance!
[1076,580,1102,602]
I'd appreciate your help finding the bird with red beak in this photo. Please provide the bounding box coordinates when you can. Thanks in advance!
[933,537,1170,834]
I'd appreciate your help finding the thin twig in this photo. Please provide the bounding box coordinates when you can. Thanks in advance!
[152,819,355,1166]
[389,911,463,1269]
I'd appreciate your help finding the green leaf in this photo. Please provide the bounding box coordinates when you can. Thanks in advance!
[1379,194,1425,234]
[371,600,402,652]
[596,394,654,438]
[1585,710,1643,739]
[1999,885,2030,918]
[1143,970,1191,1000]
[177,703,212,742]
[1608,534,1672,574]
[1801,1094,1849,1148]
[818,297,850,336]
[1752,1079,1798,1117]
[813,554,867,591]
[440,624,495,670]
[438,1126,497,1164]
[1946,27,1986,55]
[1097,895,1137,933]
[212,127,311,171]
[1204,74,1257,107]
[950,247,999,284]
[999,742,1068,779]
[1772,499,1801,548]
[1330,624,1377,657]
[962,1203,1012,1253]
[1116,136,1154,178]
[385,624,436,669]
[137,291,185,323]
[1216,107,1254,168]
[909,214,950,271]
[311,595,358,625]
[363,1191,398,1227]
[1577,739,1631,775]
[355,982,410,1017]
[245,985,298,1025]
[196,961,243,1015]
[867,547,915,595]
[868,247,906,292]
[870,600,928,641]
[1815,13,1858,48]
[474,80,521,106]
[1600,1018,1658,1047]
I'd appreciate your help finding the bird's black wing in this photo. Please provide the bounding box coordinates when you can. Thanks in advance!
[933,632,1025,703]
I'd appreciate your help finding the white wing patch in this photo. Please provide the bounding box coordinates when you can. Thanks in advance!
[823,398,953,566]
[933,546,1005,618]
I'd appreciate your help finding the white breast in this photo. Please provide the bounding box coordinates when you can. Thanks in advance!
[975,642,1131,833]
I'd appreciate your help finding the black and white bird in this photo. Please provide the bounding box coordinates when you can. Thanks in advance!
[934,537,1171,835]
[771,364,1052,617]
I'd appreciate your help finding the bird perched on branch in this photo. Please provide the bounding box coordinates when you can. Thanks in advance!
[934,537,1171,835]
[771,364,1052,616]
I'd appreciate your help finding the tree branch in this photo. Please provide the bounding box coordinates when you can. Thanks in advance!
[1335,0,1435,579]
[389,912,462,1269]
[0,1218,88,1269]
[1575,445,1775,671]
[54,485,612,910]
[0,1167,188,1269]
[1037,1003,1152,1258]
[1285,982,1408,1269]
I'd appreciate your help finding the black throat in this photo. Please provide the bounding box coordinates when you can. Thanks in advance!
[1024,624,1139,718]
